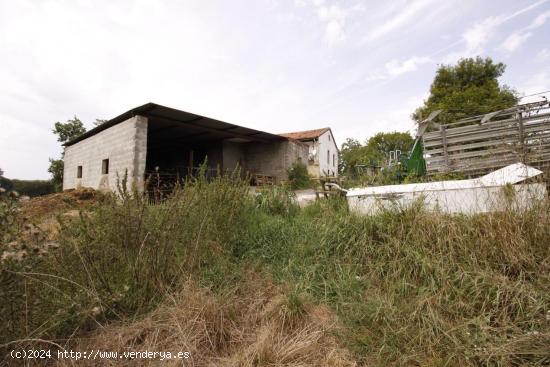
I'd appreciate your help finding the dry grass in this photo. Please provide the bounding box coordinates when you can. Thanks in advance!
[57,274,356,366]
[18,188,102,222]
[3,181,549,366]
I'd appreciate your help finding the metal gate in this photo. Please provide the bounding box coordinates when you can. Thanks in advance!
[422,101,550,177]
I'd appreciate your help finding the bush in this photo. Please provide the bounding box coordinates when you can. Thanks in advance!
[287,162,312,189]
[0,176,13,191]
[11,179,56,197]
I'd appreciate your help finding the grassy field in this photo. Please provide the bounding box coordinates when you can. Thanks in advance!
[1,176,549,366]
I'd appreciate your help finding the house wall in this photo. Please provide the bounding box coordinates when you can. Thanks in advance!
[302,141,319,177]
[244,140,308,182]
[63,116,148,191]
[318,130,339,177]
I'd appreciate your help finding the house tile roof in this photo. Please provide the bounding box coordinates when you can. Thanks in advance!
[279,127,330,140]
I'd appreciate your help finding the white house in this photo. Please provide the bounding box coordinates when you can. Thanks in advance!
[279,128,339,177]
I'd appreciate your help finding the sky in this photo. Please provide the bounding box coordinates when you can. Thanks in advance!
[1,0,549,179]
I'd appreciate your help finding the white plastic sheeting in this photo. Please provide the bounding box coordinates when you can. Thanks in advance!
[347,163,546,215]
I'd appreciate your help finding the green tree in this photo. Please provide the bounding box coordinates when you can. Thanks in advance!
[412,57,518,124]
[365,132,414,162]
[52,117,86,144]
[339,132,413,176]
[49,117,87,191]
[48,159,64,191]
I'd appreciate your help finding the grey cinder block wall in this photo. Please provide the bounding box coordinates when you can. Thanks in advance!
[63,116,148,191]
[244,140,308,182]
[63,114,308,190]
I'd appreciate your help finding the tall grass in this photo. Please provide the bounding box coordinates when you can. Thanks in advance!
[1,174,248,344]
[230,196,550,365]
[1,181,548,366]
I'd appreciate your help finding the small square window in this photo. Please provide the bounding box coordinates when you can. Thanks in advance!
[102,159,109,174]
[77,166,82,178]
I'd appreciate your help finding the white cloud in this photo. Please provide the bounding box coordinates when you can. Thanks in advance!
[325,19,346,45]
[499,31,532,52]
[536,48,550,61]
[365,56,432,81]
[318,4,348,45]
[498,9,550,53]
[462,16,503,55]
[363,0,437,42]
[295,1,363,46]
[444,0,549,61]
[529,10,550,28]
[385,56,432,77]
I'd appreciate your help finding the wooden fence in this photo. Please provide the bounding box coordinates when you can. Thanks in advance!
[422,101,550,177]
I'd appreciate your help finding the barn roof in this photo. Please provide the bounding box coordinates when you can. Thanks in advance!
[64,103,287,146]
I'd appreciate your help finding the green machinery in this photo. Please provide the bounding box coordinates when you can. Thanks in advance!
[392,110,442,180]
[354,110,440,182]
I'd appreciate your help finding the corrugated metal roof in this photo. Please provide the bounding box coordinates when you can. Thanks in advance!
[347,163,543,197]
[64,103,287,146]
[279,127,330,140]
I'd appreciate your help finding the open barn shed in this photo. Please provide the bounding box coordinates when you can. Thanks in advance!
[62,103,308,193]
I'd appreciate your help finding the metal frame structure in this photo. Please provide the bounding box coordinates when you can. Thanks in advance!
[421,101,550,177]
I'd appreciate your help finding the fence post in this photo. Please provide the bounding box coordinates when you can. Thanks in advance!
[517,111,526,163]
[440,125,449,172]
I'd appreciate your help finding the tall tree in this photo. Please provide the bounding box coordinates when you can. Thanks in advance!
[412,57,518,124]
[52,117,87,144]
[49,117,86,191]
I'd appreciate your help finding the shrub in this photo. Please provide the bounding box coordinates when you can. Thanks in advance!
[287,162,312,189]
[0,176,13,191]
[11,179,55,197]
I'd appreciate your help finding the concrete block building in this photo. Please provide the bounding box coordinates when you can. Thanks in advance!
[279,128,339,178]
[62,103,309,191]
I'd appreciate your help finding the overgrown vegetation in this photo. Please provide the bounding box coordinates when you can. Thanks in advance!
[1,179,549,366]
[287,161,313,189]
[11,179,56,197]
[1,174,248,344]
